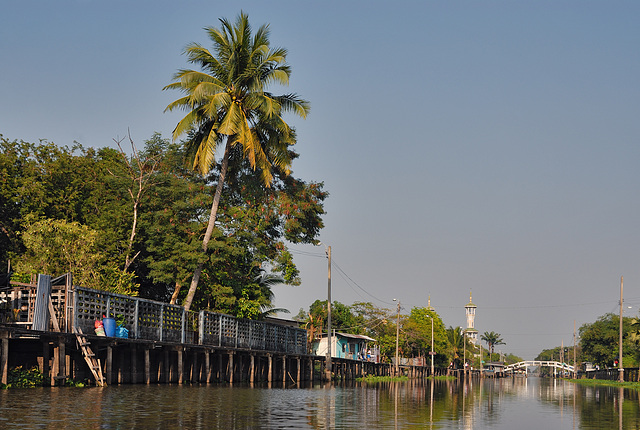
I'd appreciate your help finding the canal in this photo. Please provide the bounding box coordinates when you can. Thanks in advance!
[1,377,639,429]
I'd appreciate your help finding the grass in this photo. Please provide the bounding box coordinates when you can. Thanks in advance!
[569,378,640,389]
[357,375,409,383]
[356,375,457,383]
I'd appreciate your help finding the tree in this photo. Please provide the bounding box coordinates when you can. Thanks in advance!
[481,331,505,361]
[580,313,637,368]
[446,326,466,369]
[164,12,310,311]
[404,307,448,366]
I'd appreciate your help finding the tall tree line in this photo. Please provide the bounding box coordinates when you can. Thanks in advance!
[0,133,326,316]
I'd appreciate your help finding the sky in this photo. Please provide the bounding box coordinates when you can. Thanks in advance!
[2,1,640,359]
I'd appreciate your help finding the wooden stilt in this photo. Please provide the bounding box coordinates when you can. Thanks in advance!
[282,355,287,384]
[131,344,137,384]
[106,345,113,386]
[205,350,211,384]
[177,347,183,385]
[164,349,170,383]
[250,354,255,384]
[228,352,234,383]
[267,354,272,383]
[1,331,8,385]
[144,348,150,384]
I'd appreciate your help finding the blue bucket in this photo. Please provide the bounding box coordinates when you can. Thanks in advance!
[103,317,116,337]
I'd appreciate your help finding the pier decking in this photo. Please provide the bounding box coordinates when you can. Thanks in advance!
[1,274,420,386]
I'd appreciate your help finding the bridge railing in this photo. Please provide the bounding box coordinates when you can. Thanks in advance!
[72,286,307,354]
[504,360,575,373]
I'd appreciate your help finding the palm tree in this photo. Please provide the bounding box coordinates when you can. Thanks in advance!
[164,12,309,310]
[481,331,505,361]
[446,326,465,369]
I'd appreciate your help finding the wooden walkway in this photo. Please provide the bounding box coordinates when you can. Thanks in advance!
[0,274,439,386]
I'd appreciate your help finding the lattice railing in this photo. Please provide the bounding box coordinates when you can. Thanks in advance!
[70,286,307,353]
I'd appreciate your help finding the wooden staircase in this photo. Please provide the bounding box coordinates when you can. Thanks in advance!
[73,327,105,387]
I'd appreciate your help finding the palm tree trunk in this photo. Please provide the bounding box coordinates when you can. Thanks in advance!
[183,141,231,311]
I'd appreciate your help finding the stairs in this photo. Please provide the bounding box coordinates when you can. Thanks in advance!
[73,327,105,387]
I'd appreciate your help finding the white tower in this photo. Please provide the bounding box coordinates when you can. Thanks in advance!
[464,291,478,345]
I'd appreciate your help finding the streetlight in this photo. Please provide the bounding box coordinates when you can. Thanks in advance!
[393,299,400,376]
[619,276,624,382]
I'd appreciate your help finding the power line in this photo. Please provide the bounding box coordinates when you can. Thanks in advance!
[332,259,394,306]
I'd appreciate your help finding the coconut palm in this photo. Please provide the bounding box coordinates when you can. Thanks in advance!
[481,331,505,361]
[164,12,309,310]
[446,326,465,369]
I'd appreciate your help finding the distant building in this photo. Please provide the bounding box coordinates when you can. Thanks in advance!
[464,291,478,345]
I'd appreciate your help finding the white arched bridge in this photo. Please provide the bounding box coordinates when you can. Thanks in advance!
[503,361,575,374]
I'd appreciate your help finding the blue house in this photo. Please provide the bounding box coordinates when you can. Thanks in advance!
[312,332,377,361]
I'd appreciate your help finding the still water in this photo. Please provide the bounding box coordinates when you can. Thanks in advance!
[1,377,639,429]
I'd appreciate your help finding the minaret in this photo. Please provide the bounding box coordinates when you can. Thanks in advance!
[464,291,478,345]
[427,295,434,311]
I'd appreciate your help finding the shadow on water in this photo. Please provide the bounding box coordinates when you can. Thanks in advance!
[1,377,640,429]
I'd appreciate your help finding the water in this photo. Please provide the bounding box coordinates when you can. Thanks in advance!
[1,377,639,429]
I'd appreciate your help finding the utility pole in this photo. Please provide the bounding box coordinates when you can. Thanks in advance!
[430,316,434,377]
[619,276,624,382]
[325,245,332,381]
[573,320,577,379]
[393,299,400,376]
[463,330,466,377]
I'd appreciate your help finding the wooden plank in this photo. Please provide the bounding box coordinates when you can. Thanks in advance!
[47,299,60,332]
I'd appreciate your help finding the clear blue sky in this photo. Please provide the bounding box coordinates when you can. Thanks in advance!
[3,1,640,359]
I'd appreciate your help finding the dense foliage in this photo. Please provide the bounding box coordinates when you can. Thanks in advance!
[579,313,638,368]
[0,134,326,316]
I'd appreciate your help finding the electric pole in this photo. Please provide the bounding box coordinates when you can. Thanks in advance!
[326,245,332,381]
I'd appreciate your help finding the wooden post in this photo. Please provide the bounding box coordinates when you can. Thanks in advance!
[106,345,113,386]
[267,354,273,383]
[249,354,255,384]
[131,345,137,384]
[177,347,184,385]
[58,337,67,387]
[309,358,314,382]
[164,349,170,383]
[144,348,150,384]
[283,356,287,384]
[1,331,8,385]
[228,352,234,383]
[42,341,50,386]
[192,350,199,383]
[296,357,301,384]
[205,350,211,384]
[118,347,125,384]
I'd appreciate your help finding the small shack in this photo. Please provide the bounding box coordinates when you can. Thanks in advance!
[312,332,377,361]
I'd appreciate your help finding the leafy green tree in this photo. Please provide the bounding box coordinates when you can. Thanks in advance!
[164,12,310,311]
[14,218,137,295]
[580,313,637,368]
[481,331,505,361]
[404,307,448,366]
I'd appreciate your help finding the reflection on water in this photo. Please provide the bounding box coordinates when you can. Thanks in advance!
[1,377,639,429]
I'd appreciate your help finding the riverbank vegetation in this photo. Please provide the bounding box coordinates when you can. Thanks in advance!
[569,378,640,390]
[536,313,640,377]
